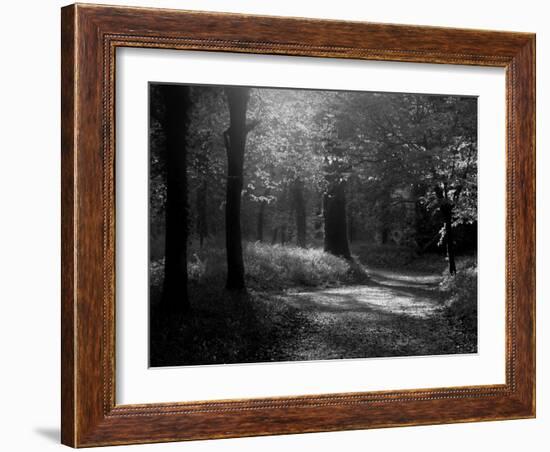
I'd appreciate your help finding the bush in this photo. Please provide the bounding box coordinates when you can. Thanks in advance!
[439,258,477,334]
[244,242,352,290]
[151,240,356,292]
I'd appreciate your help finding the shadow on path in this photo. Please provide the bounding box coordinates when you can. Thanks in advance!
[285,265,443,319]
[271,265,460,361]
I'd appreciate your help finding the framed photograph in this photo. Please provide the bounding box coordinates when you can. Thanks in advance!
[61,3,535,447]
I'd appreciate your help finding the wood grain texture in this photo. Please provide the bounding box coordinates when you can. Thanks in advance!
[60,5,76,446]
[60,3,536,447]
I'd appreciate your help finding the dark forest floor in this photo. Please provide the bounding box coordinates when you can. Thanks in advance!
[150,245,477,367]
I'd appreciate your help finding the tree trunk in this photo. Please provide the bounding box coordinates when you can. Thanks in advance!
[381,226,389,245]
[160,85,190,313]
[280,224,287,245]
[441,202,457,275]
[196,179,208,248]
[379,190,391,245]
[257,200,266,242]
[271,227,278,244]
[292,179,307,247]
[224,87,251,291]
[314,196,323,240]
[347,207,354,244]
[323,181,351,259]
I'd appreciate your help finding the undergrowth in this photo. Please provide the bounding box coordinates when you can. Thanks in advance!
[176,241,357,292]
[149,242,478,365]
[353,242,448,273]
[439,257,478,346]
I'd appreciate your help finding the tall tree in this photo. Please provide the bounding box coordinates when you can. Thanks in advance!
[254,187,272,242]
[224,87,257,290]
[256,199,267,241]
[196,178,208,247]
[192,131,211,248]
[159,85,190,312]
[318,108,352,259]
[323,179,351,258]
[291,178,307,247]
[439,196,457,274]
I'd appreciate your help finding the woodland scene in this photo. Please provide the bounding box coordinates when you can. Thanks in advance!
[149,83,478,367]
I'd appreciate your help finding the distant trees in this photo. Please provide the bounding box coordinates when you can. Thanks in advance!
[353,94,478,274]
[246,89,323,251]
[256,194,268,242]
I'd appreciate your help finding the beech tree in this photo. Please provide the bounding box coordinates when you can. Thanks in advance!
[320,120,352,259]
[291,178,307,247]
[158,85,191,312]
[224,87,258,290]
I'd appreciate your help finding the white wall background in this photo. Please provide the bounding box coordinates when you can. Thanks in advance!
[0,1,545,450]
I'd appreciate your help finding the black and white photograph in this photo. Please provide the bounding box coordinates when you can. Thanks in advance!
[149,83,478,367]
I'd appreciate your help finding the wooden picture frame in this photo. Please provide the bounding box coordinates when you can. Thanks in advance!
[61,3,535,447]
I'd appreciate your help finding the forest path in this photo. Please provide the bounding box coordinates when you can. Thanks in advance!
[273,267,460,360]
